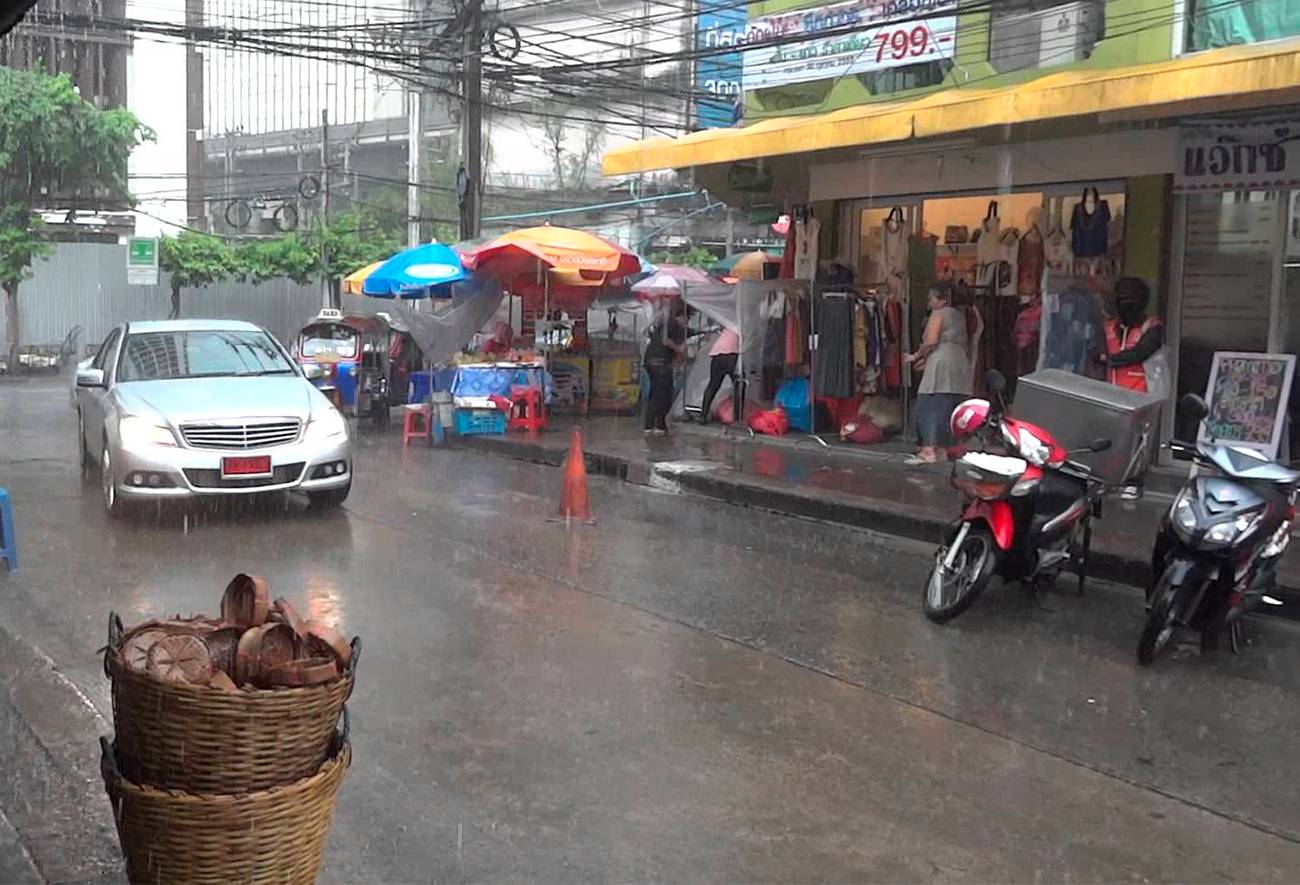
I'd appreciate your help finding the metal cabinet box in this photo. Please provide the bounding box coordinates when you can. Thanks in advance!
[1013,369,1164,486]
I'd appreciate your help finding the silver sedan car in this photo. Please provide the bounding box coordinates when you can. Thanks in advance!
[75,319,352,517]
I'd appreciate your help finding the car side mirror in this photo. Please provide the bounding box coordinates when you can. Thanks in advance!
[302,363,325,381]
[1180,392,1209,422]
[1090,438,1112,453]
[76,367,105,388]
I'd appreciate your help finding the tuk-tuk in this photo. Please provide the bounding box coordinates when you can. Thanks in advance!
[295,309,421,427]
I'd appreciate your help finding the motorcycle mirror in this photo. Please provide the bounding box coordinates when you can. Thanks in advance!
[1180,392,1209,422]
[1091,438,1112,453]
[985,369,1007,396]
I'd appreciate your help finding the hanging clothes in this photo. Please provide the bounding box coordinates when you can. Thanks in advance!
[1071,188,1111,258]
[794,216,820,282]
[883,295,903,391]
[880,208,908,280]
[853,300,868,368]
[778,215,797,280]
[814,293,855,399]
[975,202,1001,267]
[997,227,1020,297]
[1045,220,1072,271]
[784,290,807,367]
[1016,225,1045,297]
[1040,286,1107,379]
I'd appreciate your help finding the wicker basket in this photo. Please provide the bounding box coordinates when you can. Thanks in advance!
[101,732,350,885]
[105,613,360,793]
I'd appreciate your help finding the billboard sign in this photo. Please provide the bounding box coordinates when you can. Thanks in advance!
[695,0,747,129]
[742,0,957,92]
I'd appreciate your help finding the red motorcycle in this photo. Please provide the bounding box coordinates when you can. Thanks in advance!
[924,371,1114,623]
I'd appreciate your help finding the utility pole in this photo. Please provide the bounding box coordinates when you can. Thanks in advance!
[459,0,483,241]
[320,109,332,309]
[407,89,423,247]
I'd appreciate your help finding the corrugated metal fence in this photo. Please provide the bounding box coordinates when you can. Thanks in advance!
[0,242,327,353]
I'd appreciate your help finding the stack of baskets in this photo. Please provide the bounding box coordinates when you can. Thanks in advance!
[100,574,360,885]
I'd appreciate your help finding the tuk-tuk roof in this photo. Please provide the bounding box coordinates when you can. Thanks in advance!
[305,310,391,335]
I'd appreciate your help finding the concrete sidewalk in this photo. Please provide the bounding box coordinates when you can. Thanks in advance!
[447,415,1300,607]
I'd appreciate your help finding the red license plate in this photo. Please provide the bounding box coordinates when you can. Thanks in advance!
[221,456,272,477]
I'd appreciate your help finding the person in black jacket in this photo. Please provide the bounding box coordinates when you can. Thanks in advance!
[643,304,686,435]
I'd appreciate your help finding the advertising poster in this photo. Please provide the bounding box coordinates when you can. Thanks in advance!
[742,0,957,91]
[1201,351,1296,459]
[695,0,747,128]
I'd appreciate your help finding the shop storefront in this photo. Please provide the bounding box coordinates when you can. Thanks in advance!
[1168,114,1300,460]
[812,129,1170,440]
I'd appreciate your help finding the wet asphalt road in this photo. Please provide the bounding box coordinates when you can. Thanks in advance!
[2,376,1300,882]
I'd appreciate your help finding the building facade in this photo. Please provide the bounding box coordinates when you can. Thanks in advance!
[606,0,1300,460]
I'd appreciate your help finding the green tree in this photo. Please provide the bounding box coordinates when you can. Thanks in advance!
[0,66,150,366]
[236,233,318,286]
[159,232,238,319]
[649,246,715,269]
[233,213,397,305]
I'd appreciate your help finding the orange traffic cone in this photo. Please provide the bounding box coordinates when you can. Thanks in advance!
[550,428,594,523]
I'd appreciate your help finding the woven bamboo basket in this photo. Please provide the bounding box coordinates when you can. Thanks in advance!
[105,613,360,793]
[101,732,350,885]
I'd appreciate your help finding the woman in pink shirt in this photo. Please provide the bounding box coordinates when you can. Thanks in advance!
[699,326,741,425]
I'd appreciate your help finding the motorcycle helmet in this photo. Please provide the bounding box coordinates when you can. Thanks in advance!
[949,398,991,438]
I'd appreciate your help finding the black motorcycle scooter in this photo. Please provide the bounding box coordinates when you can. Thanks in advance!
[1139,393,1300,664]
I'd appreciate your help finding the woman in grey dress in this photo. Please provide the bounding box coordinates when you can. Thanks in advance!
[903,283,973,465]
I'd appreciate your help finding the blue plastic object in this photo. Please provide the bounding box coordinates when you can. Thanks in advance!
[454,408,507,435]
[0,487,16,570]
[775,378,811,433]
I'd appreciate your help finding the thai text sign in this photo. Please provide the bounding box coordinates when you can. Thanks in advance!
[742,0,957,91]
[696,0,747,129]
[1176,121,1300,192]
[1201,351,1296,459]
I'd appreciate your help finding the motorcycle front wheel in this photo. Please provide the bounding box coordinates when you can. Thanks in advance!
[924,524,999,623]
[1138,565,1187,665]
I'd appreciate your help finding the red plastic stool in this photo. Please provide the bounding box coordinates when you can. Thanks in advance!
[402,404,434,446]
[508,385,546,432]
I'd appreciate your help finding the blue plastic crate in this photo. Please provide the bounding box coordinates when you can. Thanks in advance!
[454,408,507,435]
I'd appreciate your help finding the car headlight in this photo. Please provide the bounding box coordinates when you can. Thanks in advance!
[1170,490,1197,539]
[118,415,177,449]
[305,408,347,442]
[1204,507,1266,546]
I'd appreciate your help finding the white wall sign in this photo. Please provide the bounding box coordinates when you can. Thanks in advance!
[742,0,957,92]
[1175,121,1300,193]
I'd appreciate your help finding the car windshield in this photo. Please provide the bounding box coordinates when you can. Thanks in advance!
[117,329,296,382]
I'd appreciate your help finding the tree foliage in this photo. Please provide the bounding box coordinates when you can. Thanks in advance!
[649,246,715,269]
[159,212,399,316]
[0,66,151,364]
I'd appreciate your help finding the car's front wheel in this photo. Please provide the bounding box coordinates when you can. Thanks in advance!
[101,443,129,519]
[309,482,351,510]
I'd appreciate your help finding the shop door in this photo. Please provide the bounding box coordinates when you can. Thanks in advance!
[1170,191,1283,444]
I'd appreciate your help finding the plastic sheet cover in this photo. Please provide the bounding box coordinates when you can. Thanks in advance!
[389,277,505,367]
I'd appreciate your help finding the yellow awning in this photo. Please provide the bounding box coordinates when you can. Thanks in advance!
[603,38,1300,176]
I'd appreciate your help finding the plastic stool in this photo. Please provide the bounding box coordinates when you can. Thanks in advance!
[508,385,547,432]
[0,487,15,571]
[402,404,434,446]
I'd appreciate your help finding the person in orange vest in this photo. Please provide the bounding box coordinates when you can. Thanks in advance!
[1100,277,1162,393]
[1100,276,1162,499]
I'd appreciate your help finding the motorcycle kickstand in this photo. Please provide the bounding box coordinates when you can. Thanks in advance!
[1229,620,1243,654]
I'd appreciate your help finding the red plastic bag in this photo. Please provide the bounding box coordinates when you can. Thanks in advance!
[840,420,884,445]
[747,406,790,436]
